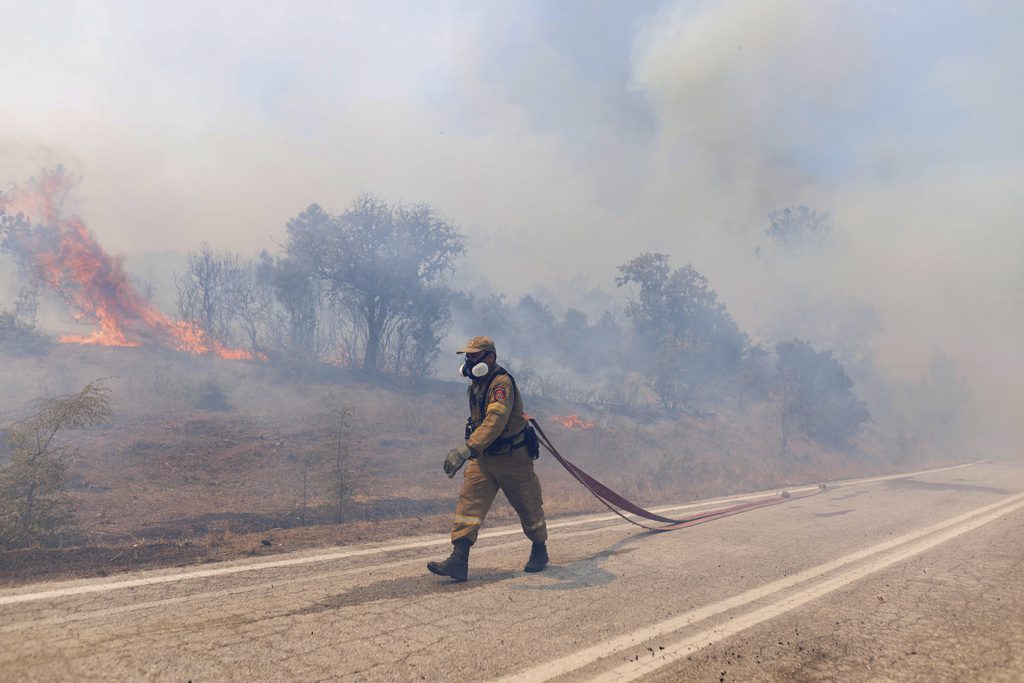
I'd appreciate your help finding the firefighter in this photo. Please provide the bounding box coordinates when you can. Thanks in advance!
[427,335,548,582]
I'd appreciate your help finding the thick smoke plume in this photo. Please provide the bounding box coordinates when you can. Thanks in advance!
[1,1,1021,456]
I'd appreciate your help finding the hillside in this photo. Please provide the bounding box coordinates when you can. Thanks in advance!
[0,345,955,585]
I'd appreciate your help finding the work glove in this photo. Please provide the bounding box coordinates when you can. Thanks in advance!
[444,443,472,478]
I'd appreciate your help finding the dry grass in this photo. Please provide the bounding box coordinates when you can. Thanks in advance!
[0,345,956,585]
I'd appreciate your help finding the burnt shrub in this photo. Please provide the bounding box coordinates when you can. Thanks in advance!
[195,380,233,412]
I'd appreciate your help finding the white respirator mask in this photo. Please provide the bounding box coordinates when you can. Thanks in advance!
[460,361,489,379]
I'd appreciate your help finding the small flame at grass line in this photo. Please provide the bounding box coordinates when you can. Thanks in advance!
[551,415,595,430]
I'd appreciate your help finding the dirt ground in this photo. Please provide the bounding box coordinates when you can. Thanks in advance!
[0,345,954,586]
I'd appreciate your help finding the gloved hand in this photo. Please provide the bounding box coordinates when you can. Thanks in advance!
[444,443,472,478]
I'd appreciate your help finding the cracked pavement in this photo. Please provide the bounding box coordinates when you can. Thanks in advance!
[2,462,1023,681]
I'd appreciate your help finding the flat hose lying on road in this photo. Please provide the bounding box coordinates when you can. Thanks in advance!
[529,418,824,531]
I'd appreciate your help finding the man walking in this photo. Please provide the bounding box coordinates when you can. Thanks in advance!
[428,336,548,582]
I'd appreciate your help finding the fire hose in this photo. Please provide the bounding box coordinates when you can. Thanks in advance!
[529,418,825,531]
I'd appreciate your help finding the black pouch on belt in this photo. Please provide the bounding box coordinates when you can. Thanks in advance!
[524,425,540,460]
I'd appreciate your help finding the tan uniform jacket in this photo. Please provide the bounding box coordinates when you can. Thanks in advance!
[465,366,527,455]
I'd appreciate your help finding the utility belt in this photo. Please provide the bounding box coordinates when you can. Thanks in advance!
[465,420,540,459]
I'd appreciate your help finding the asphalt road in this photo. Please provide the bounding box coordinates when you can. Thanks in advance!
[2,461,1023,682]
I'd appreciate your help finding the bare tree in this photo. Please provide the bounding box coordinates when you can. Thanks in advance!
[229,254,278,355]
[174,244,245,348]
[296,408,357,525]
[329,408,354,523]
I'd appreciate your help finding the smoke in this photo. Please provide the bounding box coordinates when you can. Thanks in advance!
[625,1,1024,453]
[2,1,1022,452]
[1,168,257,359]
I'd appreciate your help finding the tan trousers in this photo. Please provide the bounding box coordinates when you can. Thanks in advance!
[451,446,547,545]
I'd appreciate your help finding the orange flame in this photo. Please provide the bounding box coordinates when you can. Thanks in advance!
[3,168,261,361]
[551,415,595,430]
[325,350,352,367]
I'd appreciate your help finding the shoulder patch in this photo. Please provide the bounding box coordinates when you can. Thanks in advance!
[493,385,508,401]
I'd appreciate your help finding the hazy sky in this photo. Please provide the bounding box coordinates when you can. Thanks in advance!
[2,1,1023,446]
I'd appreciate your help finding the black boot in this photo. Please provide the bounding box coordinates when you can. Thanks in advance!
[427,539,470,582]
[524,542,548,572]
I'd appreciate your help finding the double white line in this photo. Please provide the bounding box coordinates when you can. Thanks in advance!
[496,490,1024,682]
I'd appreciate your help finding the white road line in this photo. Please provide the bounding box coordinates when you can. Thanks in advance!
[0,536,451,607]
[0,522,638,628]
[0,461,978,607]
[494,490,1024,683]
[813,462,972,490]
[599,493,1024,682]
[647,462,973,517]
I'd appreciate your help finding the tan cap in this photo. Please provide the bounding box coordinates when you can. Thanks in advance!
[456,335,496,354]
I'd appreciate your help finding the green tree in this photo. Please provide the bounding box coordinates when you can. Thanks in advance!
[775,341,869,450]
[0,380,112,547]
[765,205,833,253]
[0,288,49,356]
[285,195,465,375]
[616,253,747,412]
